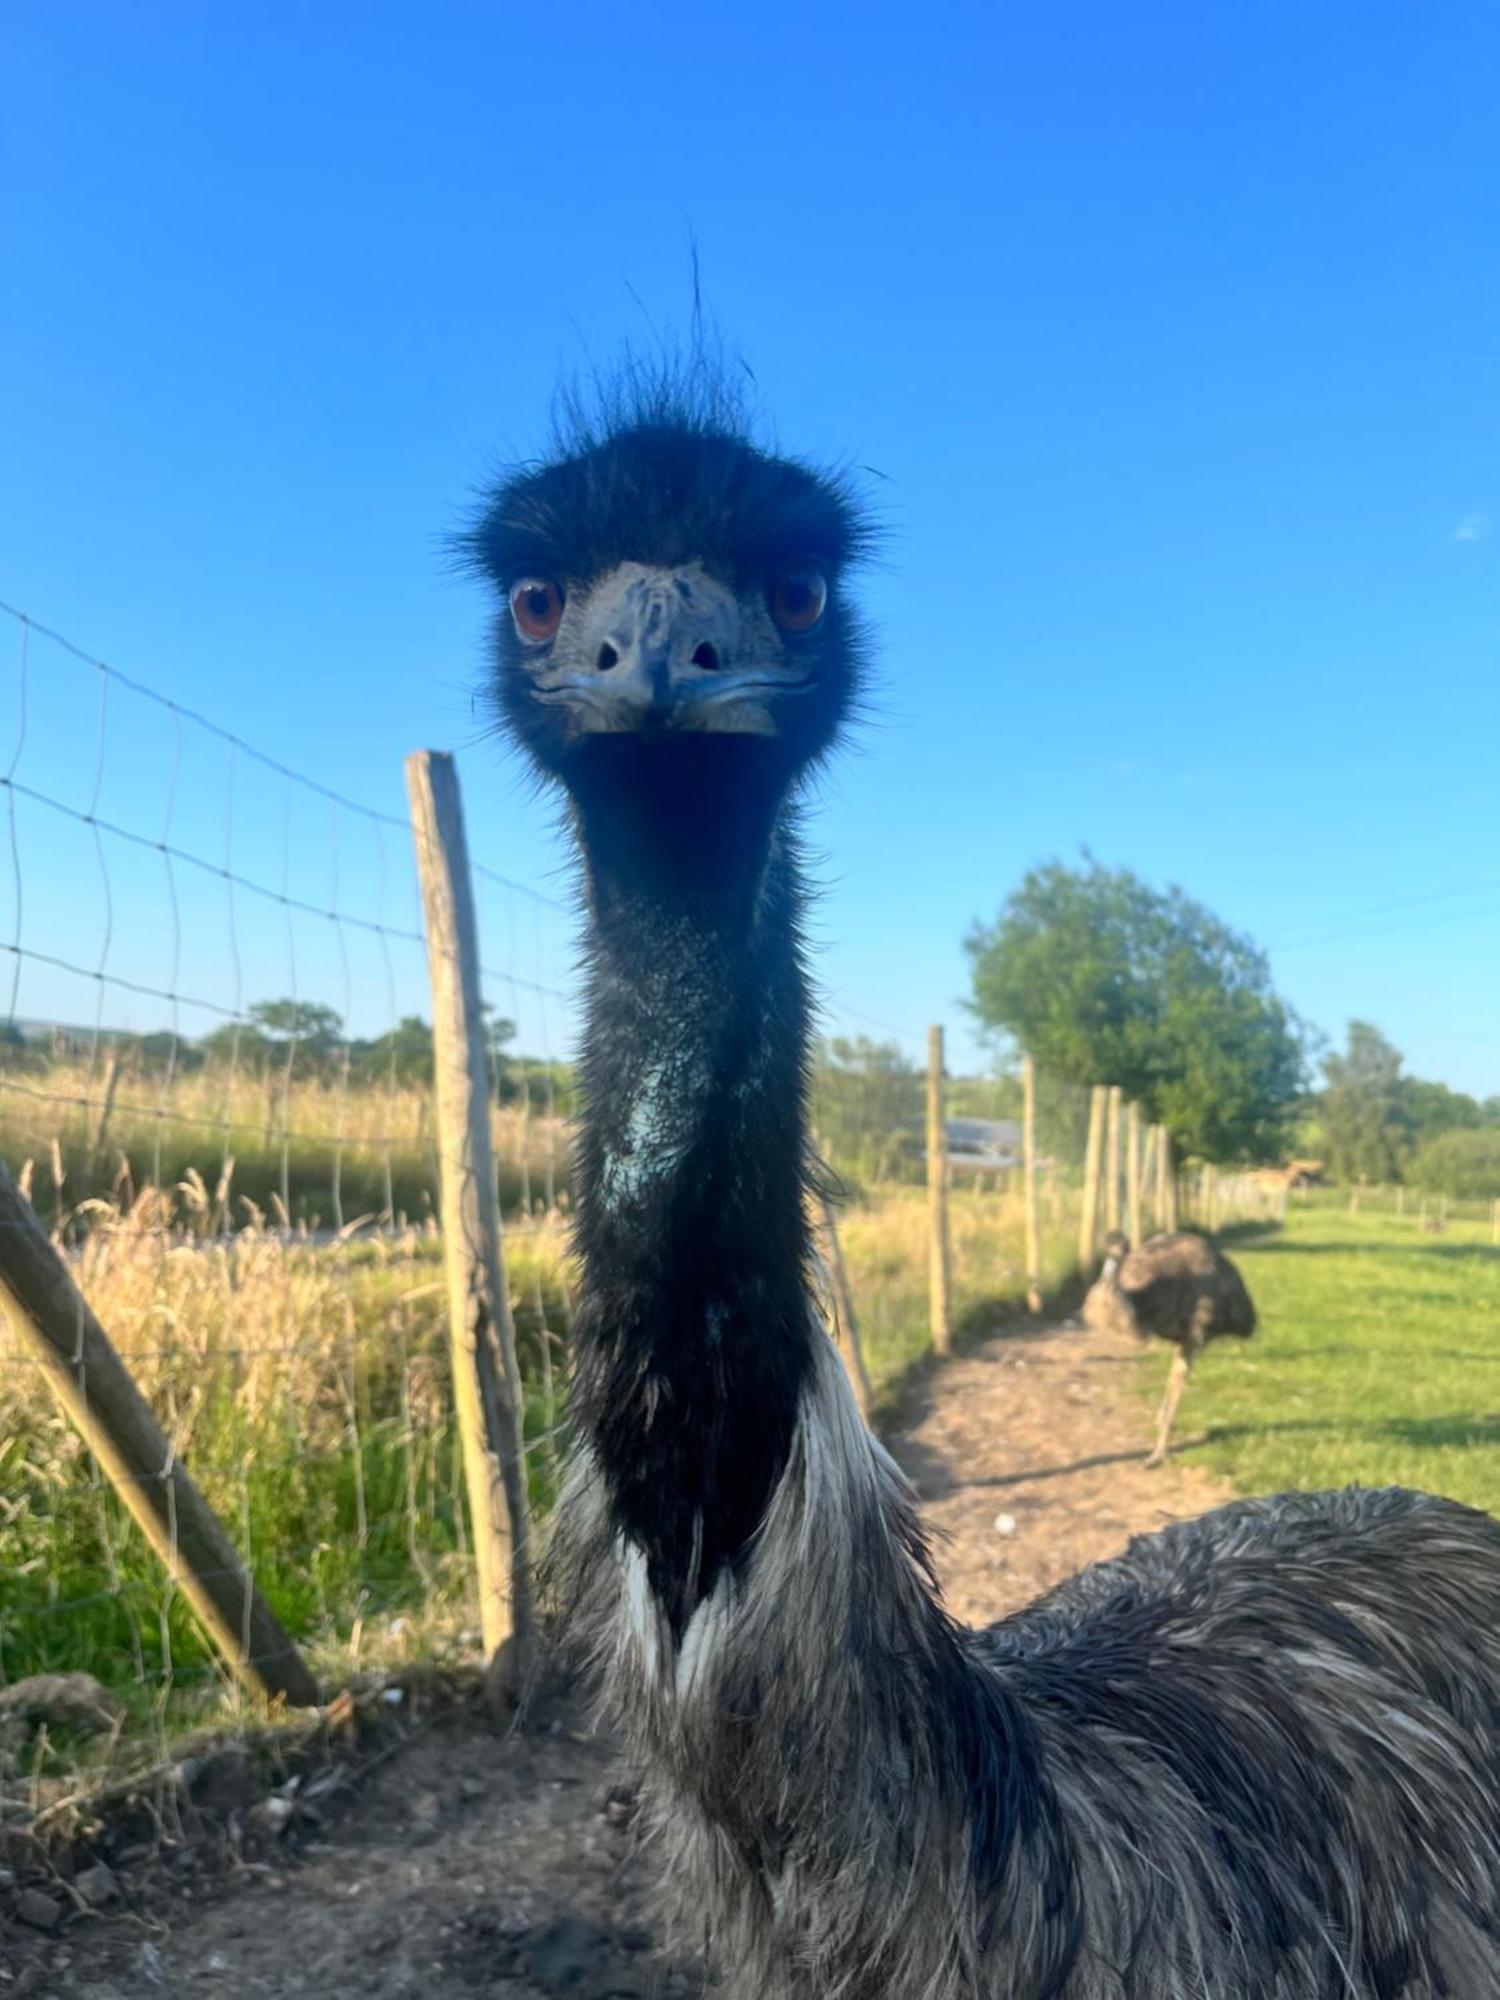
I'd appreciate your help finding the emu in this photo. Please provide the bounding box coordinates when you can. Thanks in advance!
[471,372,1500,2000]
[1083,1228,1255,1467]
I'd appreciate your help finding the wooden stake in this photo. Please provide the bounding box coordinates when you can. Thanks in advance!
[0,1159,317,1707]
[406,751,533,1694]
[1126,1102,1143,1247]
[89,1048,123,1190]
[1022,1052,1042,1314]
[1104,1085,1122,1236]
[926,1025,952,1356]
[1078,1085,1106,1273]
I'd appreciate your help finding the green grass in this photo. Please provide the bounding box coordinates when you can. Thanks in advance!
[1155,1205,1500,1513]
[0,1219,572,1758]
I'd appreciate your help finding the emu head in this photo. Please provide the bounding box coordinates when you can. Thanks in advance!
[469,396,872,816]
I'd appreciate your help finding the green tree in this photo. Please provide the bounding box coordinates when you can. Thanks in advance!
[1400,1076,1483,1146]
[1321,1021,1414,1183]
[1407,1128,1500,1201]
[353,1016,435,1087]
[964,858,1306,1161]
[245,999,344,1077]
[198,1021,274,1073]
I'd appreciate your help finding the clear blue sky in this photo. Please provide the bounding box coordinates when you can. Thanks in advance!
[4,2,1498,1093]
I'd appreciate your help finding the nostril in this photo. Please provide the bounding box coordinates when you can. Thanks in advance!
[596,643,619,672]
[691,642,721,672]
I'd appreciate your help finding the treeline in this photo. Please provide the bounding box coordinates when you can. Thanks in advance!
[1,999,570,1104]
[1313,1021,1500,1198]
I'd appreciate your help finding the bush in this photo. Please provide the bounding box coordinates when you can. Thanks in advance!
[1406,1128,1500,1201]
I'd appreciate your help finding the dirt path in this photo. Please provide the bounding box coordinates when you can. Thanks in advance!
[14,1318,1229,1999]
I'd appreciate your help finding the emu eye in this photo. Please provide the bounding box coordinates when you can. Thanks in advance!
[769,566,828,635]
[509,577,565,642]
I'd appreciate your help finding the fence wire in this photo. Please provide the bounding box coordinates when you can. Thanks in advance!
[0,604,576,1823]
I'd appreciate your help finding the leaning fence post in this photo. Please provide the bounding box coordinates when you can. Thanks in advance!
[926,1025,952,1356]
[406,750,533,1696]
[1022,1052,1042,1314]
[815,1189,873,1417]
[0,1159,317,1706]
[1078,1085,1106,1273]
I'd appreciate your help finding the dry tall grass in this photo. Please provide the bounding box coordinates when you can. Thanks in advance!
[0,1176,572,1815]
[0,1057,569,1230]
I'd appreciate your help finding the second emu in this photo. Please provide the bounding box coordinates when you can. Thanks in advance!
[1083,1227,1256,1465]
[472,368,1500,1999]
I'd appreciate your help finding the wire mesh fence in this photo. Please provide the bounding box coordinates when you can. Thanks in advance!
[0,604,576,1822]
[0,598,1288,1828]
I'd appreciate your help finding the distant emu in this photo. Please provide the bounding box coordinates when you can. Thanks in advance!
[1083,1227,1256,1465]
[473,368,1500,1998]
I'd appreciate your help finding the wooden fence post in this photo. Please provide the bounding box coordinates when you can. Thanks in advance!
[1022,1053,1042,1314]
[926,1026,952,1355]
[1104,1085,1122,1236]
[0,1159,317,1706]
[406,751,533,1695]
[1078,1085,1106,1273]
[1126,1102,1143,1247]
[89,1047,123,1189]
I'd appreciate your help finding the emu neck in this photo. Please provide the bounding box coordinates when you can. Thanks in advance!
[568,742,815,1638]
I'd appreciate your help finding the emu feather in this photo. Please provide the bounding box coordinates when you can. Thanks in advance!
[475,368,1500,1999]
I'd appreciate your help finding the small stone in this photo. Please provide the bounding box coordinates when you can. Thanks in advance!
[74,1862,118,1908]
[993,1512,1018,1537]
[459,1774,485,1802]
[15,1888,62,1932]
[410,1790,442,1829]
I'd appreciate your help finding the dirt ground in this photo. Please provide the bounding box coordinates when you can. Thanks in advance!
[3,1316,1229,1999]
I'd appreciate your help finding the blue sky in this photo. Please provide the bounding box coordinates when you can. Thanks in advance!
[4,1,1498,1093]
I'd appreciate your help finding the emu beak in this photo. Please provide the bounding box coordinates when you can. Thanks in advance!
[535,563,808,737]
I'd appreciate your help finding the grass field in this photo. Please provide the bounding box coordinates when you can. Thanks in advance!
[7,1161,1495,1809]
[1148,1203,1500,1515]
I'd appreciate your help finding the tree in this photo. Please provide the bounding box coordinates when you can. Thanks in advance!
[246,999,344,1076]
[1320,1022,1414,1183]
[964,858,1306,1162]
[1408,1128,1500,1201]
[1400,1076,1483,1146]
[199,1021,274,1073]
[353,1016,435,1087]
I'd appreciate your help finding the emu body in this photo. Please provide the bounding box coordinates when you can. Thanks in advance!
[474,380,1500,1999]
[1083,1228,1255,1465]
